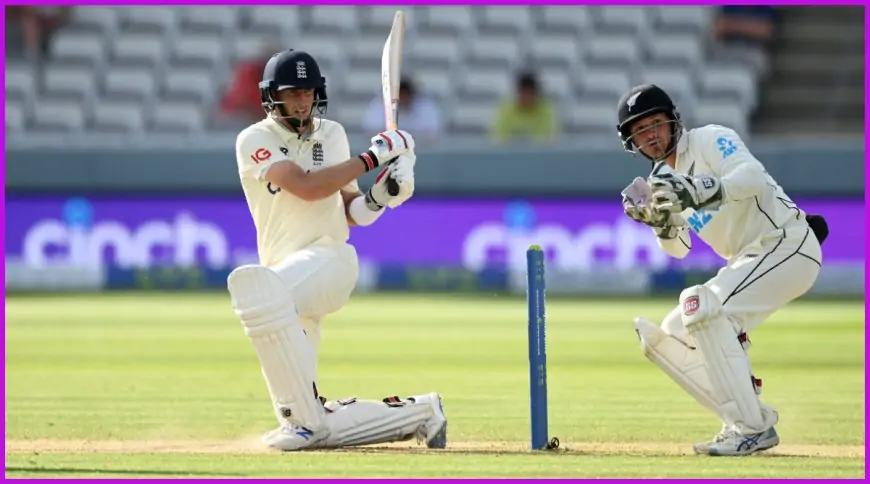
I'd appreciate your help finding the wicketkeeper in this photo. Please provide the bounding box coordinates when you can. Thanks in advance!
[616,84,828,456]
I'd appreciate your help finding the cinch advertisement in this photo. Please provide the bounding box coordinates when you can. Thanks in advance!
[6,196,862,272]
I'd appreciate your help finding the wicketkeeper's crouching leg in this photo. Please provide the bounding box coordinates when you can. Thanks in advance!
[633,285,779,456]
[227,264,447,451]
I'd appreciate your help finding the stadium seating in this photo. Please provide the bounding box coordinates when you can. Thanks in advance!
[6,6,760,138]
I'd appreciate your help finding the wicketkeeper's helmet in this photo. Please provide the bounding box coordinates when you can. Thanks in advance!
[616,84,683,163]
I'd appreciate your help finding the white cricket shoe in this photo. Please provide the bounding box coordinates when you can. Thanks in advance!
[413,392,448,449]
[693,426,780,456]
[263,424,329,451]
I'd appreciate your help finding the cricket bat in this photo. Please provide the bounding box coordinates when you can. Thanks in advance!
[381,10,406,196]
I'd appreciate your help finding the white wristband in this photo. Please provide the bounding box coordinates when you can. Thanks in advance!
[348,195,385,227]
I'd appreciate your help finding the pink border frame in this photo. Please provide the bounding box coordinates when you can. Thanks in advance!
[2,1,866,481]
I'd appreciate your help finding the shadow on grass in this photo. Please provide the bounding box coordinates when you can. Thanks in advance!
[6,466,243,477]
[330,446,860,460]
[328,446,575,457]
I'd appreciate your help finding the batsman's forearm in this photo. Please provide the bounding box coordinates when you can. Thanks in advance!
[300,157,368,201]
[347,195,385,227]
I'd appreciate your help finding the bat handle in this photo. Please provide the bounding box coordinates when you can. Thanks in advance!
[387,178,400,196]
[385,156,400,196]
[384,121,399,196]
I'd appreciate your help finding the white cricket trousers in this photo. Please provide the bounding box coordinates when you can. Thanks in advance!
[663,219,823,339]
[268,238,360,366]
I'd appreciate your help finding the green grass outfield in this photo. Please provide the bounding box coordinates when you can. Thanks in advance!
[5,293,865,478]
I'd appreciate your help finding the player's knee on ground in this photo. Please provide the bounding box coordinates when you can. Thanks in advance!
[321,394,444,448]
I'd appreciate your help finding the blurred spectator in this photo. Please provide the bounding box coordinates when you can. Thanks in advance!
[363,76,443,144]
[711,6,777,77]
[714,6,776,48]
[217,46,278,126]
[490,71,557,145]
[6,6,71,61]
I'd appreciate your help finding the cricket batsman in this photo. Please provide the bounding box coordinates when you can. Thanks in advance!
[227,49,447,451]
[616,84,829,456]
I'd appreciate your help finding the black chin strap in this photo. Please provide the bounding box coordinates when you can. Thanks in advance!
[288,117,308,129]
[272,93,314,138]
[287,117,308,139]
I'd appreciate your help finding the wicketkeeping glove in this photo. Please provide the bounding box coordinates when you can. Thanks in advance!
[621,177,669,227]
[649,172,724,214]
[652,213,689,240]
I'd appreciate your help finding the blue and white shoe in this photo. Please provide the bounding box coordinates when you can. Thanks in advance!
[693,426,780,456]
[263,423,329,451]
[415,392,447,449]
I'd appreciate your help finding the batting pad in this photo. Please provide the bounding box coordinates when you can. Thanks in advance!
[680,285,770,434]
[227,265,326,432]
[634,318,720,417]
[319,395,439,448]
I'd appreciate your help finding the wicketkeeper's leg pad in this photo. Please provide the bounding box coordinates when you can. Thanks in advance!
[680,284,776,434]
[634,317,720,416]
[228,264,326,433]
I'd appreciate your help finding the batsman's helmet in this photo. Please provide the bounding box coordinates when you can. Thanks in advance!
[616,84,683,162]
[259,49,328,130]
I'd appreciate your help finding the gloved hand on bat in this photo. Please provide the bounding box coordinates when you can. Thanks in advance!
[359,129,415,171]
[364,151,416,210]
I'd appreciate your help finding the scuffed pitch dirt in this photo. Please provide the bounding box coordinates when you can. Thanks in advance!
[5,439,864,459]
[344,441,864,459]
[5,437,272,455]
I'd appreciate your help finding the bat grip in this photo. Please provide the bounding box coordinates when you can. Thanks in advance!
[385,156,400,196]
[384,121,399,195]
[387,178,400,196]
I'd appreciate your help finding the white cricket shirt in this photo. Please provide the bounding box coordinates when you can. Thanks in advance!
[655,125,806,262]
[235,116,359,267]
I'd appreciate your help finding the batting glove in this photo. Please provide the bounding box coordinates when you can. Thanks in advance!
[365,153,416,210]
[358,129,415,172]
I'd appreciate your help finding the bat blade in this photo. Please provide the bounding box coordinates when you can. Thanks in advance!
[381,10,406,196]
[382,10,405,131]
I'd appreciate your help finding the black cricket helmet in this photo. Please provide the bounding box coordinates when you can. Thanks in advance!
[616,84,683,162]
[260,49,328,131]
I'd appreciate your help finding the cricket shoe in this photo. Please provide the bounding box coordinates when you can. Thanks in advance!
[414,392,448,449]
[693,426,779,456]
[263,423,330,451]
